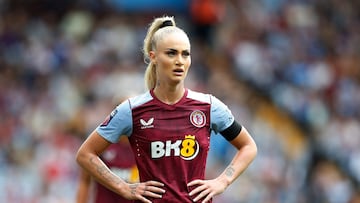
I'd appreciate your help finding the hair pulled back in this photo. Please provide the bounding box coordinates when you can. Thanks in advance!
[143,16,176,90]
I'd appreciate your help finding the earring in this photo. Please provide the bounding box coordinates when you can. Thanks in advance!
[144,57,151,64]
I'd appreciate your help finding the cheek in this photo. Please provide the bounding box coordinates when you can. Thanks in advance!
[158,57,173,67]
[156,59,173,76]
[185,59,191,69]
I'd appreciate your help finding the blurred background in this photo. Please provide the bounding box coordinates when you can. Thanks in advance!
[0,0,359,202]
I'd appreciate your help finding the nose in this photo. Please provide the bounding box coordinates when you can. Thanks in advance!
[175,54,184,65]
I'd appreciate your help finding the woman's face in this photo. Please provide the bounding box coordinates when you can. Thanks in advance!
[150,31,191,87]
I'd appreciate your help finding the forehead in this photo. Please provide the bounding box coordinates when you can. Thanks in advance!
[154,28,190,50]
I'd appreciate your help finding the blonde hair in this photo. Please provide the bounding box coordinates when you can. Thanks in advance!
[143,16,177,90]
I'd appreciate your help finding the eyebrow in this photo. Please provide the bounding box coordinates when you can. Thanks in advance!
[165,48,191,52]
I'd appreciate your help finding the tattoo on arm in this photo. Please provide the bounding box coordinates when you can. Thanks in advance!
[130,183,139,195]
[89,157,121,185]
[225,164,235,178]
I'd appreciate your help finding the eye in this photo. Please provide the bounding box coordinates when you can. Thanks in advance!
[182,51,190,57]
[166,50,176,57]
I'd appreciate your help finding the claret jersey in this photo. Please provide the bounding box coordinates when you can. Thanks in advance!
[97,89,236,203]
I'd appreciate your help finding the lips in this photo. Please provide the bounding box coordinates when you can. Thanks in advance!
[173,68,184,76]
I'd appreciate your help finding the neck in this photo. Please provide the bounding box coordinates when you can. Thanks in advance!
[153,85,185,105]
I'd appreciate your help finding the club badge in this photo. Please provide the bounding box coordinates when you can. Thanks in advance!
[100,109,118,126]
[190,110,206,128]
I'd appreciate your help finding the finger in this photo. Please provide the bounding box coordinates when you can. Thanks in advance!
[201,191,214,203]
[189,184,207,196]
[193,188,211,202]
[147,180,164,187]
[135,188,161,203]
[142,189,164,199]
[145,185,166,194]
[138,195,152,203]
[129,182,164,200]
[187,179,203,187]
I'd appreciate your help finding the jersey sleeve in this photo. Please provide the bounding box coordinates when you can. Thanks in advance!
[96,100,133,143]
[210,95,235,133]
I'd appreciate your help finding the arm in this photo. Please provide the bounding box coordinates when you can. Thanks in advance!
[76,168,92,203]
[76,130,165,203]
[216,127,257,186]
[188,127,257,202]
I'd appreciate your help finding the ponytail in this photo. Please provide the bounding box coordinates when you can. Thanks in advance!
[143,16,176,90]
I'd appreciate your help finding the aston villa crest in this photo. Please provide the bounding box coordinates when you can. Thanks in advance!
[190,110,206,128]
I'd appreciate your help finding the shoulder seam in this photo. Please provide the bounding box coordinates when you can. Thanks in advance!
[187,89,211,104]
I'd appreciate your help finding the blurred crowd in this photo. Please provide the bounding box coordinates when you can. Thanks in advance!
[0,0,359,203]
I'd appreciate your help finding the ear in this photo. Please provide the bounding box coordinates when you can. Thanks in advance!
[149,51,156,65]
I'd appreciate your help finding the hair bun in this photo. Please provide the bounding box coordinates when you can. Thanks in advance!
[159,20,173,29]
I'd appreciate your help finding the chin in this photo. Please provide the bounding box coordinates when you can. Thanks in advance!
[170,79,184,86]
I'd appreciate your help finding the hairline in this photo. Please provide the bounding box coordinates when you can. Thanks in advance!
[152,27,189,51]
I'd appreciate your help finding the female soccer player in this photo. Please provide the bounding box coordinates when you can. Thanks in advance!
[76,16,257,203]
